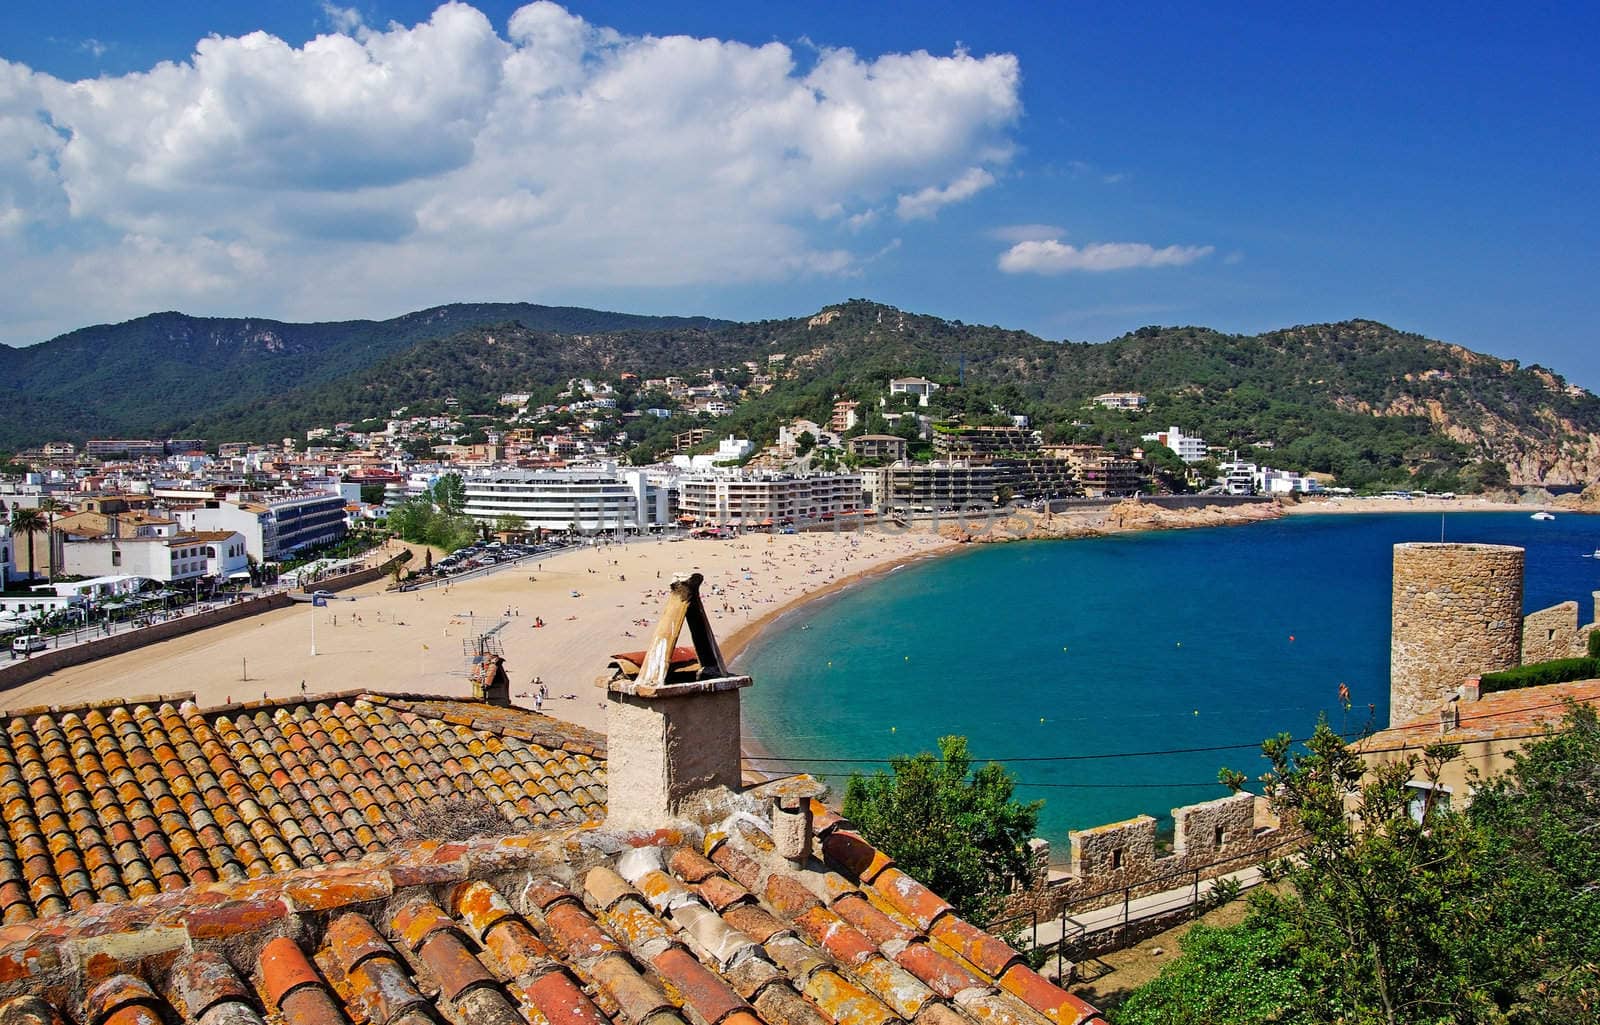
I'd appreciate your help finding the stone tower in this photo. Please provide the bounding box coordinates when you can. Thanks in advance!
[1390,542,1524,726]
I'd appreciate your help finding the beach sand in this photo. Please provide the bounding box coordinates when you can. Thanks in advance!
[0,530,957,732]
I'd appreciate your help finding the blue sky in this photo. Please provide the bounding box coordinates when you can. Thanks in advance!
[2,2,1597,388]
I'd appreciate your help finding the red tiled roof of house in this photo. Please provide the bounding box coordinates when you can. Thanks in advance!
[0,794,1106,1025]
[0,691,605,924]
[1360,677,1600,748]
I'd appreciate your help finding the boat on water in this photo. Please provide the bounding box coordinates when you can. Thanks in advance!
[1531,511,1556,521]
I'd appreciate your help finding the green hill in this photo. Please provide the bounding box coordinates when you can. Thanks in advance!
[5,298,1598,488]
[0,303,729,447]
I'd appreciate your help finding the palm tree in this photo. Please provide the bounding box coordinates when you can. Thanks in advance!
[9,507,46,582]
[37,498,60,583]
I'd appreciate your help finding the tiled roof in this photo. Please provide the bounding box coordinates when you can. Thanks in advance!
[0,691,605,924]
[0,796,1105,1025]
[1363,677,1600,747]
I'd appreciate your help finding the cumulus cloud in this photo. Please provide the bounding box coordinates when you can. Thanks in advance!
[896,167,995,220]
[0,2,1021,340]
[997,239,1214,274]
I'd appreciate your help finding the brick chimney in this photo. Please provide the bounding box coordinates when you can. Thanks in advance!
[606,573,751,830]
[1460,675,1482,702]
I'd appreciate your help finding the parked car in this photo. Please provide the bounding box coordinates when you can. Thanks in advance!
[10,635,47,657]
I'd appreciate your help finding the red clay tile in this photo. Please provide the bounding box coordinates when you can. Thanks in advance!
[895,942,985,998]
[721,903,786,945]
[871,868,953,931]
[800,968,898,1025]
[391,897,458,952]
[284,867,392,912]
[260,936,323,1007]
[325,911,395,971]
[651,945,749,1025]
[928,915,1019,978]
[278,985,348,1025]
[998,964,1102,1025]
[182,897,289,941]
[416,922,497,1002]
[544,901,623,962]
[526,968,611,1025]
[831,892,916,945]
[763,875,822,918]
[166,950,252,1020]
[792,906,875,966]
[589,951,675,1023]
[820,832,893,883]
[669,847,721,884]
[707,844,762,891]
[524,876,578,911]
[695,875,752,913]
[88,974,162,1021]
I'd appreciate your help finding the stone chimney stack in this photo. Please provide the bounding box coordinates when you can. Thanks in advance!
[606,573,751,831]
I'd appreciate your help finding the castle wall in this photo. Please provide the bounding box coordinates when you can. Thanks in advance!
[1523,601,1584,663]
[1004,791,1296,921]
[1390,543,1524,726]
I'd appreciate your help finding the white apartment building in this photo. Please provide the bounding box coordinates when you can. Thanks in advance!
[670,437,754,473]
[462,469,669,534]
[61,530,249,584]
[887,377,940,407]
[1091,392,1148,410]
[1217,459,1257,496]
[1141,426,1210,463]
[177,490,347,562]
[677,473,864,526]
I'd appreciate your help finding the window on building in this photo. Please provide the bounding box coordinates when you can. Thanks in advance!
[1405,781,1452,823]
[111,551,121,567]
[1111,848,1124,870]
[1214,826,1226,848]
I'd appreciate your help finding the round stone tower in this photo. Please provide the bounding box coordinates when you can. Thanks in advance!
[1390,542,1524,726]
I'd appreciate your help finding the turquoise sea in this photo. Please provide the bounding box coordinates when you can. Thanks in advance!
[738,512,1600,845]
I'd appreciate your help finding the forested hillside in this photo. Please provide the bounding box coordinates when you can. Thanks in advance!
[0,303,728,447]
[5,298,1598,487]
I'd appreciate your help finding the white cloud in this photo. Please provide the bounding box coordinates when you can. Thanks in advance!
[895,167,995,220]
[987,222,1065,243]
[0,2,1021,341]
[998,239,1214,274]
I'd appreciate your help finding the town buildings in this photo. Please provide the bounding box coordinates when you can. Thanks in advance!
[1141,425,1210,463]
[848,433,908,462]
[887,376,941,406]
[677,472,864,526]
[176,489,347,562]
[1090,392,1148,410]
[862,462,998,513]
[461,468,670,533]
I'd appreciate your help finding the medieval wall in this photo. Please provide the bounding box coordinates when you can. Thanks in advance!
[1521,592,1600,664]
[1390,543,1524,726]
[1004,791,1298,920]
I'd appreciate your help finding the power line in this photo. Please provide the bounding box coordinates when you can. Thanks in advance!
[743,699,1589,766]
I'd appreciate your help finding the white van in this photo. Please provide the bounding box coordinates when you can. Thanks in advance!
[10,635,46,657]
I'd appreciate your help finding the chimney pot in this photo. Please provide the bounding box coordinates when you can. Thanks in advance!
[753,776,829,867]
[1461,676,1481,702]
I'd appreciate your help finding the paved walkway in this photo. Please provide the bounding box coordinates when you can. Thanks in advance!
[1031,865,1268,950]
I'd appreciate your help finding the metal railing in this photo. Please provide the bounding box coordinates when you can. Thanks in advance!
[988,832,1305,982]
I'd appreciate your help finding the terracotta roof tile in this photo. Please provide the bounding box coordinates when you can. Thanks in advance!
[0,694,1106,1025]
[0,695,603,923]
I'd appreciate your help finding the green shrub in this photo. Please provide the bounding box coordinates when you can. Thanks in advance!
[1479,657,1600,694]
[1589,629,1600,659]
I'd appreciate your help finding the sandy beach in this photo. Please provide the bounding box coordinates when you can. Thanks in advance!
[0,530,957,731]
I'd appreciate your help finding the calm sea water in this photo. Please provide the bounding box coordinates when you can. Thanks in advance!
[738,512,1600,845]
